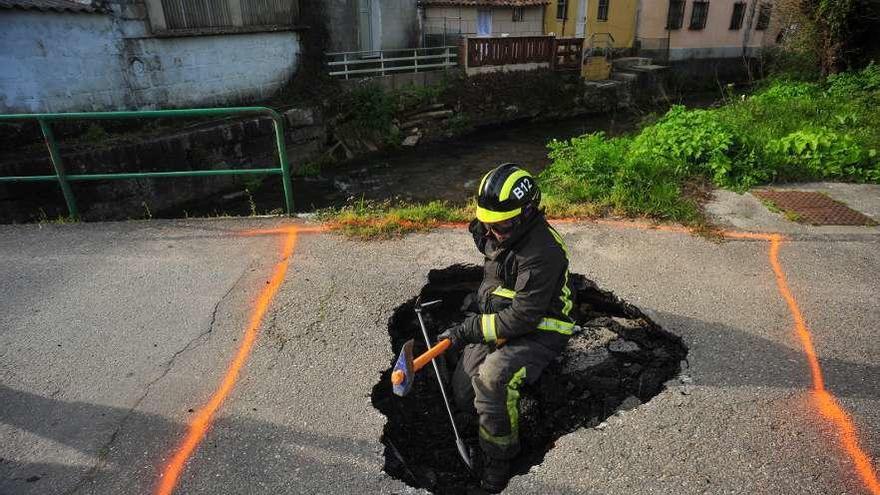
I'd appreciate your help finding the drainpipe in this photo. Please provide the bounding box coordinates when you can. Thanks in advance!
[742,0,758,57]
[417,3,425,47]
[633,0,641,55]
[740,0,758,81]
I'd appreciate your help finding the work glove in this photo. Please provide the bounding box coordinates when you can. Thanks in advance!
[438,323,482,352]
[460,292,480,315]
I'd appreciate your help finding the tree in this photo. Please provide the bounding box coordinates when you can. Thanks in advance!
[800,0,880,74]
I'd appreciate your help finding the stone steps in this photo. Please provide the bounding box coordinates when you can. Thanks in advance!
[612,56,653,71]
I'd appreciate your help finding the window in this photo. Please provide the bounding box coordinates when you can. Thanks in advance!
[146,0,299,35]
[689,0,709,29]
[557,0,568,20]
[729,2,745,29]
[513,7,525,21]
[666,0,685,29]
[597,0,609,21]
[756,3,772,30]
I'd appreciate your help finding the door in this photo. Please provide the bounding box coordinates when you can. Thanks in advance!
[358,0,382,54]
[575,0,587,36]
[477,9,492,37]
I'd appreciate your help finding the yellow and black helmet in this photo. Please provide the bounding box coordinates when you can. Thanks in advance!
[475,163,540,223]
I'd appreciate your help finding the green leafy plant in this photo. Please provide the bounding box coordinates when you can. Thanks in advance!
[766,128,869,180]
[337,84,395,139]
[539,70,880,225]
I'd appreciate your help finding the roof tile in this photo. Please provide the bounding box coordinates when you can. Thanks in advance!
[0,0,105,14]
[421,0,550,6]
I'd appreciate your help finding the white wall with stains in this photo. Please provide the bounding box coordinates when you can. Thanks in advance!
[0,8,300,113]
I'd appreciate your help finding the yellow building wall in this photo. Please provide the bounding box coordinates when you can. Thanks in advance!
[587,0,636,48]
[543,0,636,48]
[543,1,576,37]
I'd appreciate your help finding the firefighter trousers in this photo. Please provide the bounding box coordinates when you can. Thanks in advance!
[451,333,565,460]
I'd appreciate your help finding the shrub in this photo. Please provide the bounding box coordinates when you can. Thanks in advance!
[750,79,821,103]
[540,69,880,223]
[825,62,880,96]
[630,106,734,178]
[765,128,873,181]
[544,132,629,202]
[336,84,395,139]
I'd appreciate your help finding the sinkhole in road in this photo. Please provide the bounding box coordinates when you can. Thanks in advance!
[371,264,688,494]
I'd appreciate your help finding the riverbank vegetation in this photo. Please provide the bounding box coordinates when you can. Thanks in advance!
[326,64,880,238]
[539,64,880,223]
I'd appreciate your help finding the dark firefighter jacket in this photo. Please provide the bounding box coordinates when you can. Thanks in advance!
[462,212,575,350]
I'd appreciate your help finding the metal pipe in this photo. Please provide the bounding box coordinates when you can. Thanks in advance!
[39,119,79,219]
[269,112,295,214]
[415,300,474,471]
[0,168,281,182]
[0,106,277,122]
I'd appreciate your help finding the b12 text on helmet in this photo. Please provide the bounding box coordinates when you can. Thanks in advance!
[513,178,533,200]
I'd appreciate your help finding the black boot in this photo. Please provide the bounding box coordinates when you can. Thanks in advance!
[480,457,510,493]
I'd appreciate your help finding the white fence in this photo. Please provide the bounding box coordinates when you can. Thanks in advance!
[326,46,458,79]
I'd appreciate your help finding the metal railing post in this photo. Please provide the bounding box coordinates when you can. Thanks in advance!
[39,119,79,219]
[414,49,419,73]
[269,111,295,215]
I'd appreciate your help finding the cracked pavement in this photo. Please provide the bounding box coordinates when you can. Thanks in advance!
[1,214,879,494]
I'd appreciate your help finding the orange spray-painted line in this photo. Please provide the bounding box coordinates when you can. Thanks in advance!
[155,228,299,495]
[766,234,880,494]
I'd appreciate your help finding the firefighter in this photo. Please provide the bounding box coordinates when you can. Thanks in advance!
[440,163,575,493]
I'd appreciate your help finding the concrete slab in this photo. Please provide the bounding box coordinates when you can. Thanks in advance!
[706,182,880,235]
[1,218,878,495]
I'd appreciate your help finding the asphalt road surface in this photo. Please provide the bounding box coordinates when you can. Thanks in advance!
[1,211,878,494]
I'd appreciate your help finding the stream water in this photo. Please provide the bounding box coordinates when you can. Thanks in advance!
[160,92,721,218]
[166,110,646,217]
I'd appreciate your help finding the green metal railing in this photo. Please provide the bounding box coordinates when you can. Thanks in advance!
[0,107,295,219]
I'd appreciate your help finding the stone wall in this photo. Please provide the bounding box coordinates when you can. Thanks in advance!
[0,4,301,113]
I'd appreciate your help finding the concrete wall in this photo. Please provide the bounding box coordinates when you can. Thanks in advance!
[325,0,360,51]
[424,6,544,37]
[380,0,419,48]
[636,0,768,60]
[326,0,418,51]
[0,6,300,113]
[465,61,550,75]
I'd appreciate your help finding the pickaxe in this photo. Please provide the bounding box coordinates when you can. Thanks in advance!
[390,299,473,471]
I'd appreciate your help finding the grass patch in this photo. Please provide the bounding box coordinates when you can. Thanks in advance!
[758,197,806,223]
[320,200,472,239]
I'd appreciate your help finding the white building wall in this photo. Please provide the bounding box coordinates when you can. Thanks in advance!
[492,7,544,36]
[0,9,300,113]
